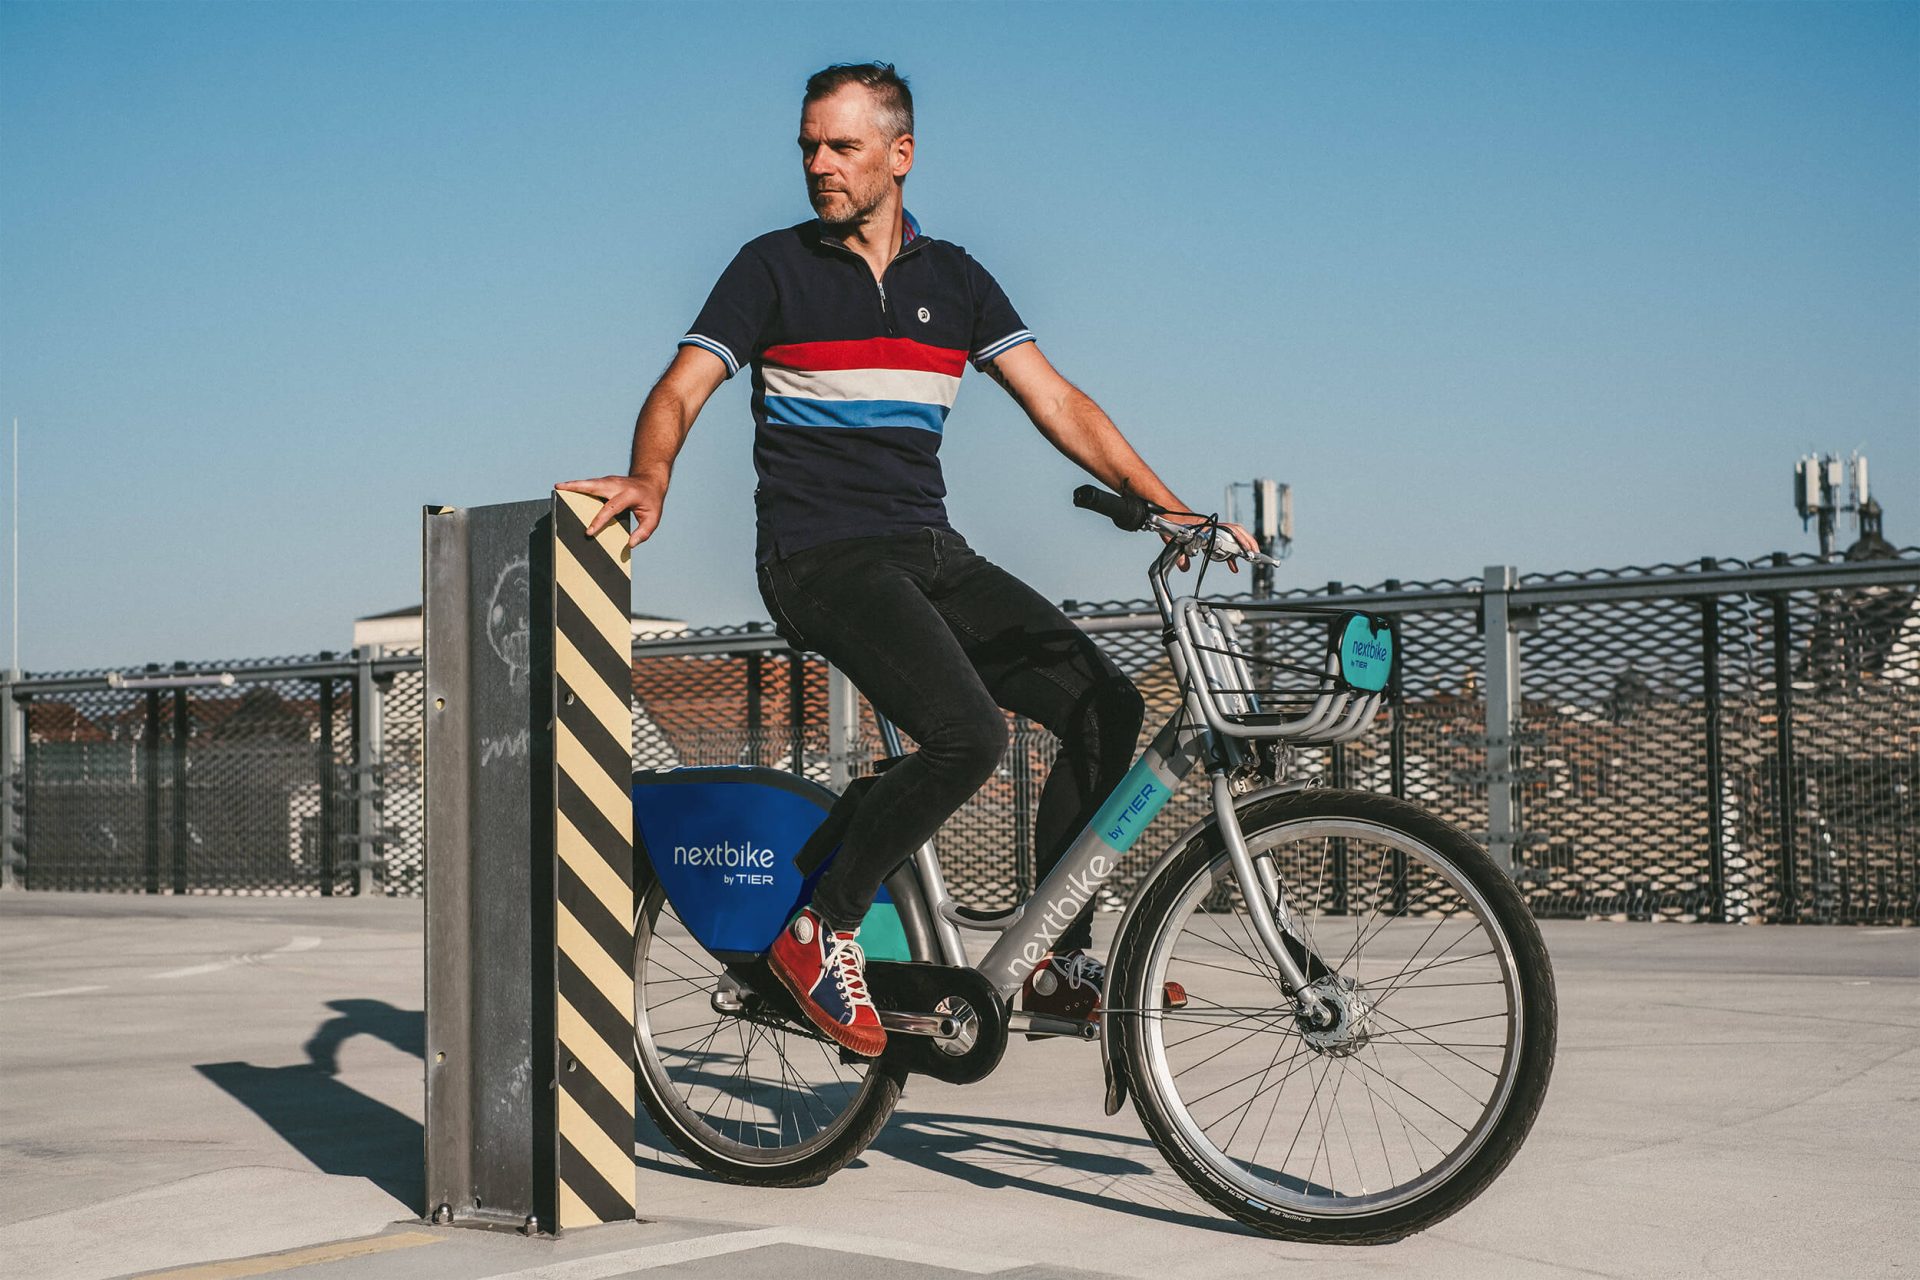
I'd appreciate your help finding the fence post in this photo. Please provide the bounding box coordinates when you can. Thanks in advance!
[1699,575,1727,923]
[745,650,764,767]
[827,663,861,791]
[353,645,383,897]
[318,670,337,896]
[1010,716,1034,898]
[787,651,806,775]
[0,670,20,890]
[143,668,163,895]
[1770,591,1798,921]
[1482,567,1522,874]
[170,674,189,895]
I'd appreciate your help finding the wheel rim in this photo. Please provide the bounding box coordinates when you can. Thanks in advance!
[633,882,885,1166]
[1137,817,1524,1217]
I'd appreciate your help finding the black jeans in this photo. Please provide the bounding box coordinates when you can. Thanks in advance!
[758,527,1144,952]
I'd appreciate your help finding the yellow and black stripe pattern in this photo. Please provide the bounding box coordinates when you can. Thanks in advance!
[550,489,637,1228]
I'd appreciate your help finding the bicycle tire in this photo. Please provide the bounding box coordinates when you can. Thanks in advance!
[1109,788,1556,1243]
[631,872,913,1187]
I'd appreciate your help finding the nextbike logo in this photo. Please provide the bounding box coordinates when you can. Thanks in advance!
[672,840,775,869]
[1008,852,1114,981]
[1349,639,1391,661]
[1104,781,1162,847]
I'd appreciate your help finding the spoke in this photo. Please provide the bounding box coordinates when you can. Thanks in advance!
[1368,1006,1504,1083]
[1347,1047,1471,1133]
[1365,1036,1445,1168]
[1213,1032,1294,1156]
[1181,1040,1321,1115]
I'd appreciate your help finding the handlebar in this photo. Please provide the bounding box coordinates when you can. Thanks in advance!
[1071,484,1155,531]
[1072,486,1284,569]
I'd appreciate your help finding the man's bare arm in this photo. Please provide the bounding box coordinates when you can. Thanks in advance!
[986,343,1257,557]
[557,346,728,547]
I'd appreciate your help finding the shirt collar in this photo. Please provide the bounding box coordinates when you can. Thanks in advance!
[814,208,923,251]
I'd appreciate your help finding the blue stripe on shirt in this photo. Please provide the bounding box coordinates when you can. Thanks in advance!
[763,395,949,435]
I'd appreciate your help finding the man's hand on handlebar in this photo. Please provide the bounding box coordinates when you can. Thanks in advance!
[555,474,666,549]
[1160,514,1259,573]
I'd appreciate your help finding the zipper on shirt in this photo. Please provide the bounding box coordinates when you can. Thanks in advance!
[818,228,923,337]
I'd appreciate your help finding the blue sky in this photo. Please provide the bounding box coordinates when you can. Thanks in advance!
[3,0,1915,670]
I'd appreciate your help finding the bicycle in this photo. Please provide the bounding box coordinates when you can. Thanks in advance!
[628,487,1557,1244]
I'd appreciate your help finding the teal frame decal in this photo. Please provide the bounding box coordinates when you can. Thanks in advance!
[1093,757,1172,852]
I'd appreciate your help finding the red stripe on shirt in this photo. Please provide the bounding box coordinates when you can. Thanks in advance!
[760,338,968,377]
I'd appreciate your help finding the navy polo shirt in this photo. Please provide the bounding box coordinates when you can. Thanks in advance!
[679,213,1035,562]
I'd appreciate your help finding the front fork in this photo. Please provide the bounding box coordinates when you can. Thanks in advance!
[1208,772,1331,1022]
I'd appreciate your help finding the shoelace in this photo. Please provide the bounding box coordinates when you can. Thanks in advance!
[1055,952,1105,993]
[823,933,872,1006]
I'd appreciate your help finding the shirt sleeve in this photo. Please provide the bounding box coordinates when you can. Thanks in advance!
[679,246,776,379]
[964,253,1036,370]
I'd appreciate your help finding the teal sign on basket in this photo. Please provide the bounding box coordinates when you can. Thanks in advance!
[1337,615,1394,692]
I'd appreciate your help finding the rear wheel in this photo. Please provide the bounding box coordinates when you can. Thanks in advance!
[632,875,910,1186]
[1111,788,1556,1243]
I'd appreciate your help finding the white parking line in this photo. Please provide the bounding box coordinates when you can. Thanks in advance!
[0,984,106,1002]
[150,936,324,981]
[475,1225,1033,1278]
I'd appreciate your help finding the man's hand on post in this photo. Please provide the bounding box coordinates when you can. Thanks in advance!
[555,475,666,549]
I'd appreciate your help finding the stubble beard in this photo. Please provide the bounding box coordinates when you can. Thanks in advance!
[811,175,891,232]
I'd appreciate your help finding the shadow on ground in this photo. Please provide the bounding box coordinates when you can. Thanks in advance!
[196,1000,424,1213]
[638,1100,1254,1237]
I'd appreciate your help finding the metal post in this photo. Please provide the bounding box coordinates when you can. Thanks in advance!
[424,494,637,1236]
[745,651,764,766]
[318,674,337,896]
[827,664,860,791]
[787,651,806,774]
[0,671,21,890]
[1482,567,1521,874]
[1770,592,1798,921]
[1010,715,1034,898]
[353,645,382,897]
[1699,575,1727,923]
[170,677,189,895]
[1385,609,1407,916]
[143,669,162,895]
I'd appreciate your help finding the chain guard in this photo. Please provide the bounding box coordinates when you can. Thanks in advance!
[865,960,1008,1085]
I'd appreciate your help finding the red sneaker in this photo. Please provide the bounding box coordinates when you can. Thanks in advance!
[767,907,887,1058]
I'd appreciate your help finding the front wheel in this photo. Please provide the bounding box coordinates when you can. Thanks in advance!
[1109,788,1556,1243]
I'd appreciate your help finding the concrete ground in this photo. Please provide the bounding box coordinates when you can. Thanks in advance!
[0,892,1913,1280]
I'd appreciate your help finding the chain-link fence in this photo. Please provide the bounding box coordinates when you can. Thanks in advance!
[5,550,1914,922]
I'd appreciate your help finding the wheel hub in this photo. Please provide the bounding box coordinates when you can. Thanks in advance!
[1296,974,1374,1057]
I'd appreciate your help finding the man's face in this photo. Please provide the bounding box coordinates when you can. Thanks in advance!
[799,85,912,228]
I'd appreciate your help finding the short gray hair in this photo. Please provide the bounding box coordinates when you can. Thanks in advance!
[804,62,914,139]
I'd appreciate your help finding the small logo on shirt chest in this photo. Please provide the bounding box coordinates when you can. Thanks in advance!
[916,306,931,324]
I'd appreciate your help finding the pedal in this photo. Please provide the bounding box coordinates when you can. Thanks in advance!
[876,1009,963,1041]
[1008,1010,1099,1042]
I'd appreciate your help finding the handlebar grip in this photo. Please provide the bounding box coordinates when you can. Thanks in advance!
[1072,485,1152,531]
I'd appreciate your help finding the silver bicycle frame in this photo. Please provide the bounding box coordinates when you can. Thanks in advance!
[882,528,1327,1009]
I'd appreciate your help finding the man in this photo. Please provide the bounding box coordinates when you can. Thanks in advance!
[561,63,1251,1057]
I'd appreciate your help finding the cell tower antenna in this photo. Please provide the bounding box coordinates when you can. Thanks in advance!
[1224,477,1293,600]
[1793,451,1870,561]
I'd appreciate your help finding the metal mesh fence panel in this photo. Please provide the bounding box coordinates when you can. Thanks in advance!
[376,651,427,897]
[10,552,1913,920]
[21,661,358,895]
[1511,593,1719,920]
